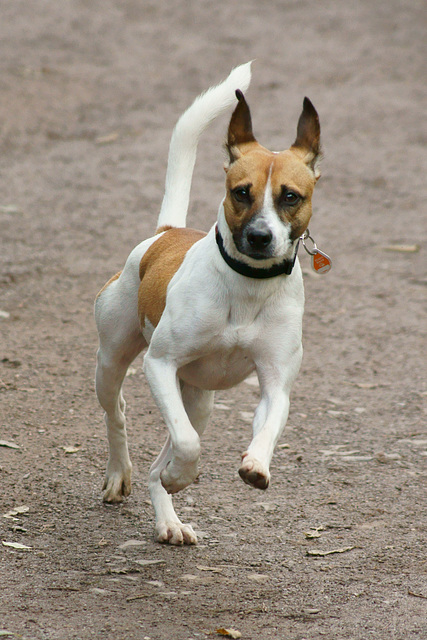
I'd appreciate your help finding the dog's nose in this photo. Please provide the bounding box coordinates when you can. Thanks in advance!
[247,228,273,250]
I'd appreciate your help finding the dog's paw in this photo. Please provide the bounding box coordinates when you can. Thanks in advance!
[102,463,132,503]
[155,521,198,546]
[160,458,199,494]
[238,452,270,490]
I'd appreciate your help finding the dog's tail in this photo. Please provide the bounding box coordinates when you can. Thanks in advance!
[156,62,252,230]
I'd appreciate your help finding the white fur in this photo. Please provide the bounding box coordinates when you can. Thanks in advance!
[158,62,252,229]
[260,165,294,258]
[95,64,306,546]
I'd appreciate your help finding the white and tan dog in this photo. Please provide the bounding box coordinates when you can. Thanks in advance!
[95,62,321,545]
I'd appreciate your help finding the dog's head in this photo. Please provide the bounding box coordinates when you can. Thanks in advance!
[222,91,321,264]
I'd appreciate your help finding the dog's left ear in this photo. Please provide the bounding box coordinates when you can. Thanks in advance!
[225,90,257,167]
[291,97,322,180]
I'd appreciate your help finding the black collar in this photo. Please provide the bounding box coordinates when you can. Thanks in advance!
[215,226,299,279]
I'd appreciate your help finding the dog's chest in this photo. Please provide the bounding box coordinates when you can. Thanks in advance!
[178,310,260,390]
[178,344,255,391]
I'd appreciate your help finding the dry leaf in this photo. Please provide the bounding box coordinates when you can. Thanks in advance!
[305,525,325,539]
[95,132,119,145]
[126,593,150,602]
[62,445,81,454]
[320,449,360,457]
[307,546,355,557]
[408,589,427,600]
[3,506,29,519]
[247,573,269,582]
[374,452,401,464]
[0,440,20,449]
[133,559,166,567]
[197,565,223,574]
[353,382,390,389]
[381,244,420,253]
[118,539,147,550]
[1,204,23,215]
[216,629,242,639]
[2,541,32,550]
[257,502,276,512]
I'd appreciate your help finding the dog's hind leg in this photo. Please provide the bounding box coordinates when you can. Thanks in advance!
[95,283,146,503]
[149,382,214,545]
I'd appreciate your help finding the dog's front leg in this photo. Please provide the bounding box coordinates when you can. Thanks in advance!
[143,353,201,494]
[148,383,214,545]
[239,345,303,490]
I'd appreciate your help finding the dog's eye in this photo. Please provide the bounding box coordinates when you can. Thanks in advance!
[281,188,301,207]
[232,186,252,204]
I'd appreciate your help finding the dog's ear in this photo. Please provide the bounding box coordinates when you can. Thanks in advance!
[291,97,322,179]
[225,90,257,166]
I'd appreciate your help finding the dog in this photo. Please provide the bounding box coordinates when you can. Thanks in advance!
[95,62,322,545]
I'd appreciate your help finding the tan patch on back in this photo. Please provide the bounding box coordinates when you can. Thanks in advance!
[95,271,122,300]
[138,227,206,328]
[155,224,175,234]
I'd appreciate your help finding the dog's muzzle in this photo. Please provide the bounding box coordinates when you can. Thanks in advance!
[234,218,275,260]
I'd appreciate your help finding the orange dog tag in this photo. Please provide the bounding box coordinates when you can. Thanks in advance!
[312,249,332,274]
[301,229,332,274]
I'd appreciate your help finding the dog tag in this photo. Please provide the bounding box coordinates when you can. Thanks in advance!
[311,249,332,274]
[301,230,332,274]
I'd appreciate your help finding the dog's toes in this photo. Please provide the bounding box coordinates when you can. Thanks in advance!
[156,521,198,546]
[239,467,269,490]
[238,453,270,490]
[102,469,132,503]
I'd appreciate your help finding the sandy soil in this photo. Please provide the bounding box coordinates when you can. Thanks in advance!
[1,1,426,638]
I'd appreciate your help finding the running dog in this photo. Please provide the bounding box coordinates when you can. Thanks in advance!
[95,62,321,544]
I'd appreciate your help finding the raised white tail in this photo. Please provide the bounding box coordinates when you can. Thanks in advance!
[157,62,252,230]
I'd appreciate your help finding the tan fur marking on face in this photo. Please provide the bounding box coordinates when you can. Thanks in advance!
[224,145,275,235]
[96,271,122,300]
[271,149,316,239]
[138,227,206,329]
[224,144,317,241]
[271,150,317,194]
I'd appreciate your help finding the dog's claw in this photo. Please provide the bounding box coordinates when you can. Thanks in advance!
[102,464,132,503]
[239,452,270,490]
[156,521,197,545]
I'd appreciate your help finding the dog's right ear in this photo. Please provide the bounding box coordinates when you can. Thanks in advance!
[225,90,257,167]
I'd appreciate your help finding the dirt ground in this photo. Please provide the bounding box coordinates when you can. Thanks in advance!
[1,1,426,638]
